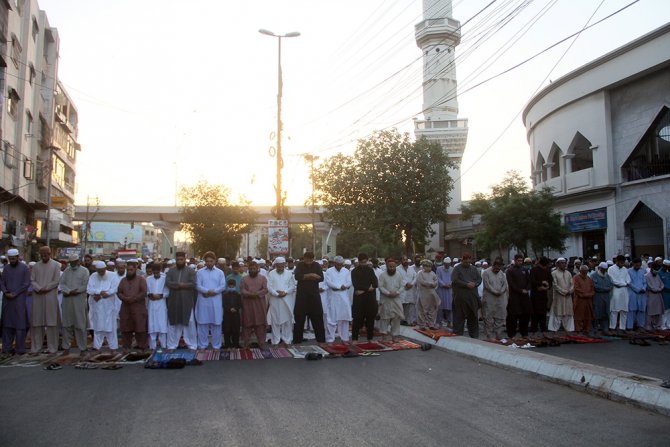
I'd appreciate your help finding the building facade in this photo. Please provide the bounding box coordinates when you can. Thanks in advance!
[523,24,670,260]
[0,0,79,259]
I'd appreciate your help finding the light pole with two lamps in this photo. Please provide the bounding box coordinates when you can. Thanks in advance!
[258,28,300,221]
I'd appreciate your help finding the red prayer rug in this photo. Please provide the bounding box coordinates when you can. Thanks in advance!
[319,343,363,355]
[414,328,458,341]
[379,339,421,350]
[560,335,608,344]
[353,341,394,352]
[195,349,220,361]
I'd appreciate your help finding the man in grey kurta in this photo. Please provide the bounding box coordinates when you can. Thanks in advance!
[451,253,482,338]
[30,246,62,353]
[59,254,90,353]
[378,259,406,342]
[165,252,197,349]
[481,258,508,341]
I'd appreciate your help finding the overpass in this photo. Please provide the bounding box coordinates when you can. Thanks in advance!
[73,205,340,256]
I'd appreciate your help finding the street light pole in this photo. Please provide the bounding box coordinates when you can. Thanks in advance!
[259,28,300,221]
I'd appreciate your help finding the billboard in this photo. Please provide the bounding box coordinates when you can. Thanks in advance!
[564,207,607,232]
[268,220,289,256]
[84,222,143,244]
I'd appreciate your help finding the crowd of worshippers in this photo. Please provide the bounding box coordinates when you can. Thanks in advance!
[1,246,670,356]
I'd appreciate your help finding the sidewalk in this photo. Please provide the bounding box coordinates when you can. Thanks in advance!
[400,326,670,416]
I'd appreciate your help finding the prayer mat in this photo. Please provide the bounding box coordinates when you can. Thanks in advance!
[150,350,197,363]
[414,328,458,341]
[268,347,293,358]
[379,339,421,351]
[353,341,394,352]
[288,345,330,359]
[195,349,220,361]
[319,343,363,355]
[561,334,608,344]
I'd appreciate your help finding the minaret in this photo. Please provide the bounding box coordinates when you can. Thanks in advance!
[414,0,468,216]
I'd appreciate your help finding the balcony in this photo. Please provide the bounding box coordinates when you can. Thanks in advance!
[622,162,670,182]
[538,176,564,195]
[565,168,592,191]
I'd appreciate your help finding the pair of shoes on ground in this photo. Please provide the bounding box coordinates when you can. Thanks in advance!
[629,338,651,346]
[43,363,62,371]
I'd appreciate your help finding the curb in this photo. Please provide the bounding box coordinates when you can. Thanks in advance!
[400,326,670,416]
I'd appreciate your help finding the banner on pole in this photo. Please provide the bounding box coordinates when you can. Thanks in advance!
[268,220,289,255]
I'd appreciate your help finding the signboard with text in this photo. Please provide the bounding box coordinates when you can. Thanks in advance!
[268,220,289,255]
[565,207,607,232]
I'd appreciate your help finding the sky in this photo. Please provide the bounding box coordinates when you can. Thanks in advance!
[37,0,669,208]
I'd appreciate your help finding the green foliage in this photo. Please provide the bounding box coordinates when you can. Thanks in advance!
[460,171,568,258]
[289,224,321,259]
[312,129,455,255]
[179,181,257,258]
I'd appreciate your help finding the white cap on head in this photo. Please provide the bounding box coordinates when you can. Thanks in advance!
[453,258,459,263]
[107,261,115,266]
[274,257,286,264]
[333,255,344,264]
[482,261,489,266]
[607,260,614,266]
[127,258,138,264]
[217,258,226,263]
[29,261,36,266]
[94,260,106,269]
[167,259,176,265]
[116,259,126,265]
[598,262,608,269]
[557,257,567,263]
[259,259,266,265]
[475,261,482,266]
[654,257,662,262]
[7,248,19,256]
[344,259,352,266]
[444,257,452,264]
[189,264,197,269]
[237,257,244,263]
[664,260,670,266]
[316,259,323,265]
[68,254,79,261]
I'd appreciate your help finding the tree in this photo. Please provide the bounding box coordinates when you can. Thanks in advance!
[179,181,257,258]
[460,171,568,258]
[312,129,455,255]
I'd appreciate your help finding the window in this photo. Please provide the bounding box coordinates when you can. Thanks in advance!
[622,107,670,181]
[26,110,33,134]
[568,132,594,172]
[10,33,21,69]
[544,143,562,180]
[28,64,35,86]
[7,87,20,119]
[52,156,65,187]
[31,17,39,42]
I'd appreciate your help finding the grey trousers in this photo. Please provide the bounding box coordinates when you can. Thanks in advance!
[30,326,59,353]
[62,325,87,350]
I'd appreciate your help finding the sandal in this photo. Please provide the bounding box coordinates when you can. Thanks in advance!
[43,363,62,371]
[74,363,98,370]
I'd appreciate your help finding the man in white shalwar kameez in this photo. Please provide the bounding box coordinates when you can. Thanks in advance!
[87,261,119,351]
[266,257,296,345]
[325,256,352,343]
[195,252,225,349]
[146,263,169,349]
[399,256,417,325]
[608,255,630,331]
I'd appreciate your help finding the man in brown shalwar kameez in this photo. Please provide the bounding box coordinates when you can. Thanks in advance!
[240,262,268,348]
[572,265,595,334]
[117,259,148,351]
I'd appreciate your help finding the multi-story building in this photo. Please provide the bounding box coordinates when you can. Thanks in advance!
[523,24,670,260]
[0,0,79,259]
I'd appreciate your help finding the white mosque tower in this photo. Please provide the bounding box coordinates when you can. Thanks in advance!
[414,0,468,217]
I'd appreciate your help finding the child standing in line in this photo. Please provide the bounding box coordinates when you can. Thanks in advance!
[222,278,242,349]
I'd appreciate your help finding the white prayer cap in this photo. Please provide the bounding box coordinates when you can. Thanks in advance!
[189,264,197,269]
[654,257,662,262]
[237,257,244,263]
[29,261,36,266]
[274,257,286,265]
[556,257,567,263]
[7,248,19,256]
[94,260,106,269]
[116,259,126,265]
[167,259,176,264]
[607,260,614,266]
[259,259,266,265]
[126,258,138,264]
[0,255,6,260]
[664,260,670,266]
[444,257,451,264]
[68,254,79,261]
[475,261,482,266]
[107,261,115,266]
[624,254,630,257]
[197,261,205,266]
[598,262,608,270]
[316,259,323,265]
[217,258,226,263]
[453,258,459,263]
[333,255,344,264]
[344,259,352,266]
[482,261,489,267]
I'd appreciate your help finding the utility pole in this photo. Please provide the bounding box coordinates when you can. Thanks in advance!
[303,153,319,255]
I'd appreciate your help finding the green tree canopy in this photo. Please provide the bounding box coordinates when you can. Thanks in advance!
[312,129,455,254]
[460,171,568,258]
[179,181,257,258]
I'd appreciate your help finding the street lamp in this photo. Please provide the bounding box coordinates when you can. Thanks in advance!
[258,28,300,220]
[45,144,60,248]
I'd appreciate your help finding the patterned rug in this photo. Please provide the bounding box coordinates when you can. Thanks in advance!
[414,328,458,341]
[379,339,421,350]
[353,341,394,352]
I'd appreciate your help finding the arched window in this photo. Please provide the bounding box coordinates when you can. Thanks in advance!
[622,107,670,181]
[545,143,562,179]
[568,132,593,172]
[535,152,546,184]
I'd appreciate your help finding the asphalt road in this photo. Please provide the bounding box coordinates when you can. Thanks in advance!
[0,348,668,447]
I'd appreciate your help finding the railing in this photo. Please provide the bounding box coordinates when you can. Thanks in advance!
[622,162,670,182]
